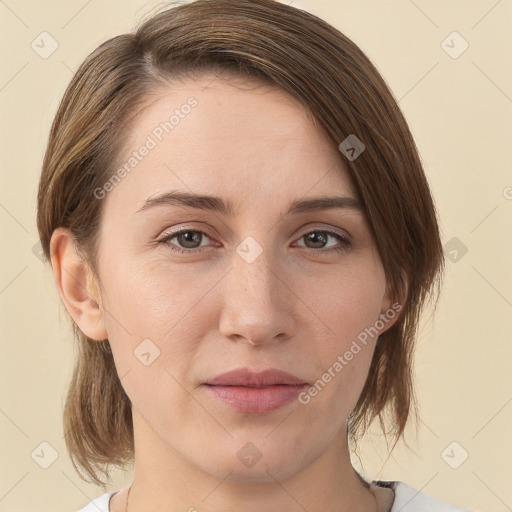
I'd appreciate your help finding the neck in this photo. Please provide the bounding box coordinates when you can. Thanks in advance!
[121,411,379,512]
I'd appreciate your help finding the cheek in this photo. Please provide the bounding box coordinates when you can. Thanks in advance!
[97,263,205,422]
[300,259,386,403]
[312,260,386,345]
[98,254,224,385]
[99,251,202,335]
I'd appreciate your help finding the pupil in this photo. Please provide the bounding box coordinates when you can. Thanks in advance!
[179,231,200,248]
[307,232,326,248]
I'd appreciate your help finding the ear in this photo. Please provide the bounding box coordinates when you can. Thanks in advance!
[49,227,108,341]
[377,270,408,335]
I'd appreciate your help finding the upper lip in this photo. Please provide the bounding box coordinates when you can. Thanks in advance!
[204,368,307,387]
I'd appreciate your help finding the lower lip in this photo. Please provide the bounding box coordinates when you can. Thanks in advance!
[202,384,307,413]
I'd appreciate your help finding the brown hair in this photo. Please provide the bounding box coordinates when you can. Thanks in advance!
[37,0,444,487]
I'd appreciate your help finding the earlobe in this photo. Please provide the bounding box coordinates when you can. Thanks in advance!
[378,272,408,335]
[49,227,108,341]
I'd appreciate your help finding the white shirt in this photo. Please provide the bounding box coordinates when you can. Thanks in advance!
[77,481,475,511]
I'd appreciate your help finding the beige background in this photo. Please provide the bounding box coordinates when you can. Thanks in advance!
[1,0,511,511]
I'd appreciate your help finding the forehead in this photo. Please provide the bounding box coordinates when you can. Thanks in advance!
[105,74,358,214]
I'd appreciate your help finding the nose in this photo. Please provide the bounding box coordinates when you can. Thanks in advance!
[218,244,296,347]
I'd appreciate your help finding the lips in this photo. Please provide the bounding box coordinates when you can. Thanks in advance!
[202,368,308,414]
[203,367,307,387]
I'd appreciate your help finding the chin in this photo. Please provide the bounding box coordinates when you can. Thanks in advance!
[195,442,311,484]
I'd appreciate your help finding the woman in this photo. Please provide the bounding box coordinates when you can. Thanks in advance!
[37,1,475,511]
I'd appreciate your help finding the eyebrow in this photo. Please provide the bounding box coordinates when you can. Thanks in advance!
[135,190,363,216]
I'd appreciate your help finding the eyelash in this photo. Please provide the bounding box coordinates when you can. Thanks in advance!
[157,229,351,255]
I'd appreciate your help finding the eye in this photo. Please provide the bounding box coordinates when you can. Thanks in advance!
[158,229,215,254]
[158,228,351,255]
[294,229,351,254]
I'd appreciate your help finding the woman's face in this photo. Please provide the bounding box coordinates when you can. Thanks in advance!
[92,73,396,482]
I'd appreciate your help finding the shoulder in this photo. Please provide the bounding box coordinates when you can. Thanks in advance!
[385,481,475,512]
[75,491,116,512]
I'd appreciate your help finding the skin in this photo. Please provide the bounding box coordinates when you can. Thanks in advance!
[52,73,400,512]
